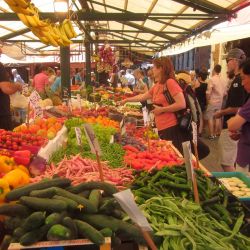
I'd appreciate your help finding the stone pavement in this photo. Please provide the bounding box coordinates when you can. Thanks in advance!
[200,136,224,172]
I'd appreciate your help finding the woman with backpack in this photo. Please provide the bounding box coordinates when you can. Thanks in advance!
[120,56,190,153]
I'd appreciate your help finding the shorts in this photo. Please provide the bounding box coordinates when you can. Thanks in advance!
[204,103,222,120]
[218,129,238,167]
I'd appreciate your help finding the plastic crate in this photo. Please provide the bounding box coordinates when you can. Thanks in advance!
[212,172,250,202]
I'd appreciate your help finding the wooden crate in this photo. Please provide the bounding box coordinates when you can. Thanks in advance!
[8,238,111,250]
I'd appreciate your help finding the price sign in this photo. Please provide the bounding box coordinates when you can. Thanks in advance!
[120,118,126,136]
[77,94,82,111]
[29,91,43,119]
[83,124,102,155]
[109,135,114,144]
[75,127,82,146]
[192,122,198,145]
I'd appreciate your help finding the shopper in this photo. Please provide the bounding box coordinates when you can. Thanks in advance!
[51,70,61,94]
[0,63,23,130]
[120,56,189,153]
[32,65,49,96]
[75,69,85,85]
[11,68,24,84]
[205,64,227,139]
[133,69,149,108]
[194,68,208,135]
[125,69,135,91]
[227,59,250,174]
[215,48,247,172]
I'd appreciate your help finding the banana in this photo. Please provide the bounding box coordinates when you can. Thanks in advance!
[62,19,74,39]
[67,19,77,38]
[9,5,35,15]
[46,32,59,47]
[25,14,39,27]
[13,0,29,9]
[31,28,49,45]
[58,23,72,45]
[4,0,17,6]
[17,13,30,27]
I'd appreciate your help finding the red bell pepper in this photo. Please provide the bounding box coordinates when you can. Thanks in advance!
[13,150,31,166]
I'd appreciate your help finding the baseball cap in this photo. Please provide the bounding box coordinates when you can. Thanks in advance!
[176,72,191,84]
[226,48,246,61]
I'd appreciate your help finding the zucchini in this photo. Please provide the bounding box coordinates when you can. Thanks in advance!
[62,217,78,239]
[78,190,90,198]
[0,235,12,250]
[74,219,104,245]
[22,211,46,231]
[88,189,101,211]
[30,187,57,198]
[80,214,144,242]
[20,196,67,212]
[47,224,73,241]
[53,195,78,211]
[19,224,50,246]
[6,178,71,201]
[53,188,97,213]
[0,204,30,217]
[45,213,63,226]
[67,181,118,196]
[99,228,113,237]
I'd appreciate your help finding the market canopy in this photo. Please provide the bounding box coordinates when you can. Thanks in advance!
[0,0,249,60]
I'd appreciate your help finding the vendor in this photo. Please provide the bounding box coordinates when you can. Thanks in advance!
[0,63,23,130]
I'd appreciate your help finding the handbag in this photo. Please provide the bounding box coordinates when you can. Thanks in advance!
[163,84,192,131]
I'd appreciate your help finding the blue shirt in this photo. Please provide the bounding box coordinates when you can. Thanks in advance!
[51,77,61,92]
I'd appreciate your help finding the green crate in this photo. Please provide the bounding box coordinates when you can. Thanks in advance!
[212,172,250,202]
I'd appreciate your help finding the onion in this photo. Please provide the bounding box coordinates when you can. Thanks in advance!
[29,156,47,177]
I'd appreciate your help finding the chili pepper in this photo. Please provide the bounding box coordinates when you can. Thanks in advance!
[0,179,10,202]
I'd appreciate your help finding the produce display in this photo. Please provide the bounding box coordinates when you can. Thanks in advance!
[0,179,147,248]
[219,177,250,198]
[14,117,64,140]
[0,130,46,152]
[0,85,250,249]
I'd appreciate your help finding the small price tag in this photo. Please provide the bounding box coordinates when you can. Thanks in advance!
[109,135,114,144]
[75,127,82,146]
[77,94,82,111]
[182,141,194,182]
[192,121,198,145]
[113,189,152,231]
[83,124,102,155]
[142,107,149,126]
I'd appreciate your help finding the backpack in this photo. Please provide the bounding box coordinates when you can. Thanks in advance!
[178,80,201,128]
[163,79,201,130]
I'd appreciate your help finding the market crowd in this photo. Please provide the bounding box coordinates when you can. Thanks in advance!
[0,47,249,174]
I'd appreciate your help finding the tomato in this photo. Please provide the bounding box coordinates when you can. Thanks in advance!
[6,140,11,146]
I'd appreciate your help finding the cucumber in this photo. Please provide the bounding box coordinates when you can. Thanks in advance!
[88,189,101,211]
[78,190,90,198]
[30,187,57,198]
[47,224,73,241]
[99,228,113,237]
[6,178,71,201]
[0,235,12,250]
[74,219,104,245]
[53,188,97,213]
[13,227,26,239]
[62,217,78,239]
[20,196,67,212]
[0,204,30,217]
[19,224,50,246]
[4,217,24,232]
[67,182,118,196]
[53,195,78,211]
[45,213,63,226]
[22,211,46,231]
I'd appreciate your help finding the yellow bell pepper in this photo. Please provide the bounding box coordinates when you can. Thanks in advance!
[0,155,15,173]
[14,165,30,176]
[0,179,10,202]
[3,169,30,189]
